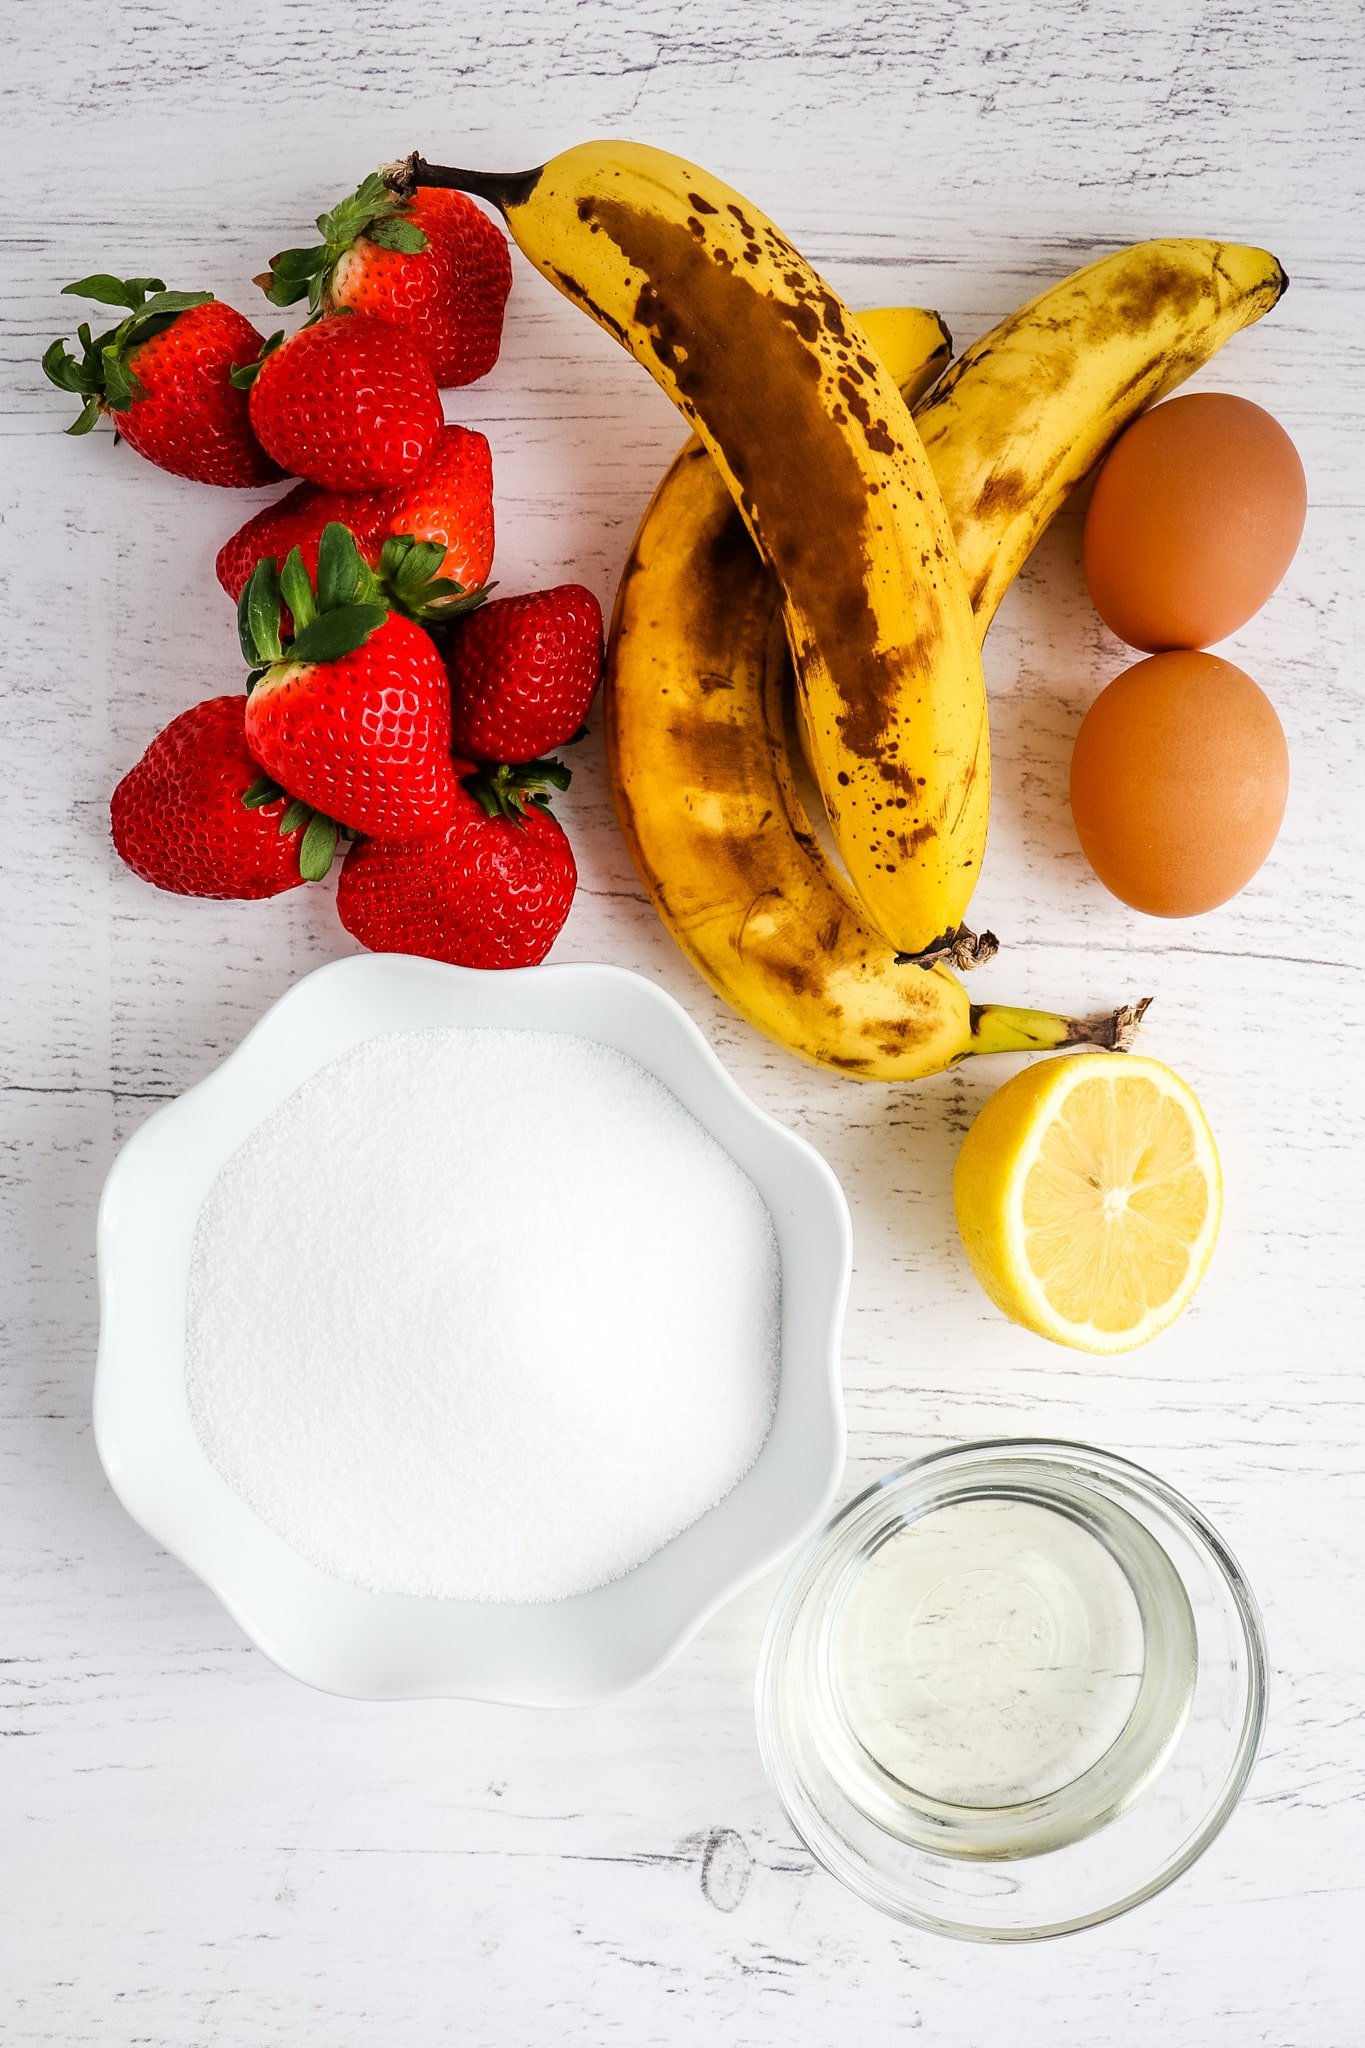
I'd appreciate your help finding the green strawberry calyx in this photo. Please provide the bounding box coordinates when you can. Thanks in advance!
[226,328,285,392]
[42,275,214,434]
[255,171,429,314]
[375,532,491,624]
[240,774,353,884]
[239,523,391,680]
[465,758,573,828]
[238,522,488,678]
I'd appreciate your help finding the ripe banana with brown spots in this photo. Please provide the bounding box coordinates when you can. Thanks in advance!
[605,238,1284,1081]
[606,306,1143,1080]
[399,141,989,957]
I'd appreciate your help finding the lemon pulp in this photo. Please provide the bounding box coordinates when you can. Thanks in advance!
[953,1055,1222,1353]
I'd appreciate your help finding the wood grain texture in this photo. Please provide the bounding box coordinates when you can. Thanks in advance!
[3,1,1363,2041]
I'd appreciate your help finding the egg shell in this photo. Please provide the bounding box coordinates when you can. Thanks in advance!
[1083,392,1306,651]
[1069,650,1289,917]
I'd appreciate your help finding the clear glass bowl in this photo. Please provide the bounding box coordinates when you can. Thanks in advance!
[755,1440,1267,1941]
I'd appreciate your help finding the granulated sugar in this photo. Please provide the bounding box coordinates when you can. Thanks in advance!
[185,1028,780,1602]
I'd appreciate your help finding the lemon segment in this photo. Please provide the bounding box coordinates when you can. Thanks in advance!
[953,1055,1222,1353]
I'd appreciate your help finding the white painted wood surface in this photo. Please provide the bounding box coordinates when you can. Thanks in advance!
[4,3,1363,2040]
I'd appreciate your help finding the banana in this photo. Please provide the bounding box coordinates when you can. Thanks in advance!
[607,308,1141,1081]
[399,142,988,958]
[913,239,1287,628]
[606,235,1283,1081]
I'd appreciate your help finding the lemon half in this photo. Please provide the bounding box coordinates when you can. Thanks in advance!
[953,1054,1222,1354]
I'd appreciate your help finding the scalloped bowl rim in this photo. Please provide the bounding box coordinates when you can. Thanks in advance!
[94,955,851,1706]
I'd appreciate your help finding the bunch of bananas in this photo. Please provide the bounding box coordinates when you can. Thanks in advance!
[399,143,1284,1080]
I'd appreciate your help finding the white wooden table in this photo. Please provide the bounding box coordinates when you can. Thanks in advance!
[5,3,1363,2040]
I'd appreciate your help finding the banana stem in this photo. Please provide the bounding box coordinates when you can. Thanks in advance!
[898,925,999,971]
[388,154,540,214]
[969,995,1152,1058]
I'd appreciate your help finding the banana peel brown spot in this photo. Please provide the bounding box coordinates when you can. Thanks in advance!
[892,819,939,858]
[875,750,924,799]
[782,299,823,344]
[837,375,873,426]
[975,468,1032,518]
[819,1050,879,1074]
[1106,257,1206,332]
[547,263,629,345]
[815,287,851,342]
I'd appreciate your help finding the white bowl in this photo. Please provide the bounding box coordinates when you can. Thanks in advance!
[94,955,850,1706]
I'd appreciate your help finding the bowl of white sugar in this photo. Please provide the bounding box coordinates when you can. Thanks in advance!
[94,955,850,1704]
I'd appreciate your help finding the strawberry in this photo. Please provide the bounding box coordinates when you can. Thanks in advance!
[259,172,511,387]
[336,762,577,969]
[215,481,391,609]
[380,424,495,592]
[110,696,319,898]
[215,425,493,605]
[237,313,443,492]
[239,523,479,843]
[444,585,603,764]
[43,276,279,487]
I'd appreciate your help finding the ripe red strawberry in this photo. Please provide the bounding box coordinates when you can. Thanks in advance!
[215,425,493,605]
[239,313,442,491]
[336,764,577,968]
[43,276,279,487]
[259,172,511,387]
[111,696,309,898]
[239,524,469,840]
[444,585,603,763]
[381,424,494,591]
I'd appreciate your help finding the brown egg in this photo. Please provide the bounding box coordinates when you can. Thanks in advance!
[1070,651,1289,916]
[1083,392,1306,650]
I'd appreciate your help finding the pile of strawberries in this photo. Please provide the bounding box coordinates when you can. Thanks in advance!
[44,170,603,968]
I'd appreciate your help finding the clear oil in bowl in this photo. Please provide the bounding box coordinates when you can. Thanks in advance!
[808,1476,1198,1859]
